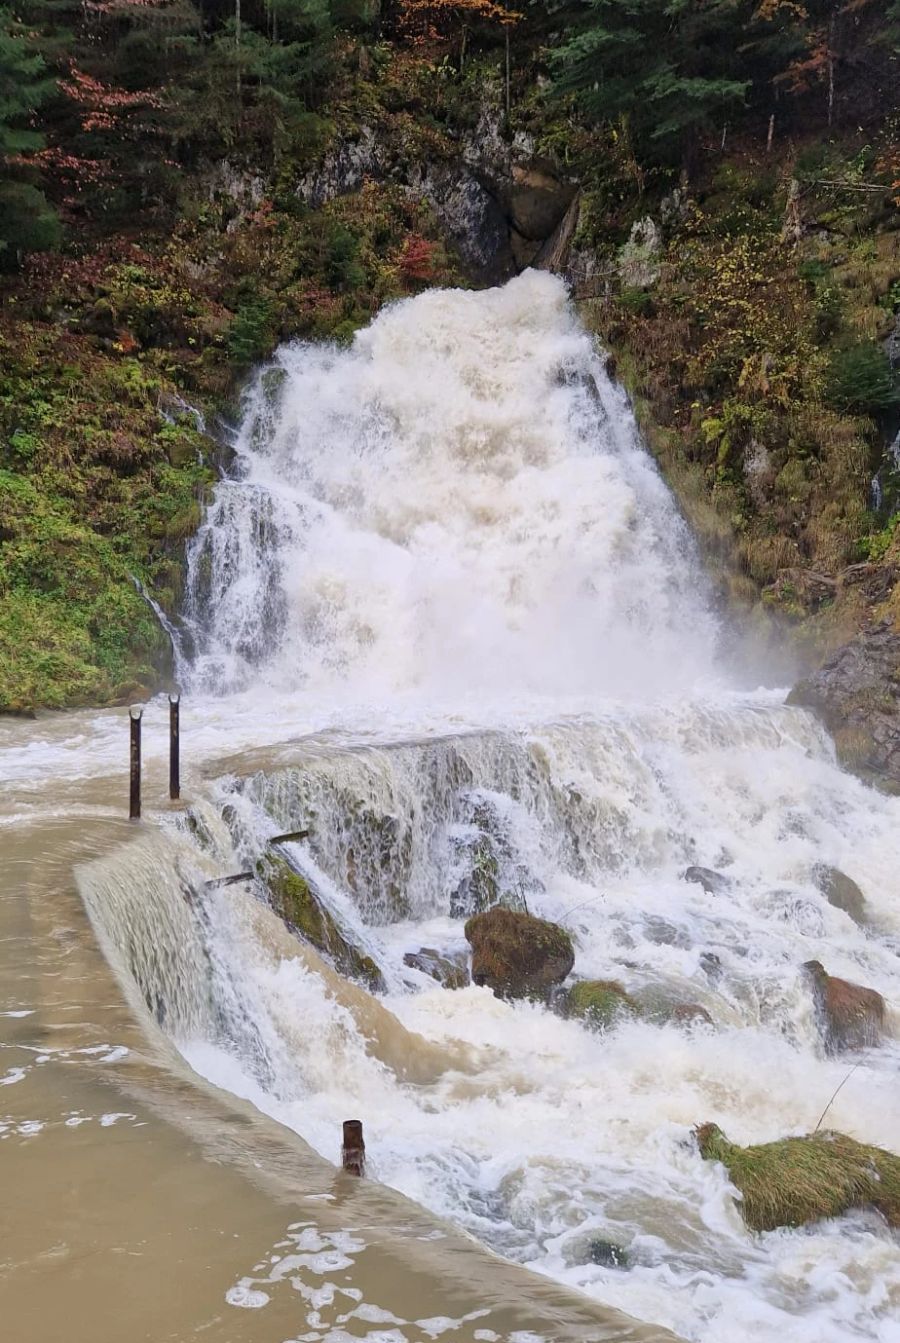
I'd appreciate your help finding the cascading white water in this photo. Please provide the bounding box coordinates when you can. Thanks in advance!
[80,272,900,1343]
[183,271,719,703]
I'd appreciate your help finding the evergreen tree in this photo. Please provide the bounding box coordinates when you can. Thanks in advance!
[0,7,59,265]
[549,0,750,167]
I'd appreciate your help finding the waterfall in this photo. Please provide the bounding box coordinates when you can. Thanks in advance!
[182,271,719,702]
[77,272,900,1343]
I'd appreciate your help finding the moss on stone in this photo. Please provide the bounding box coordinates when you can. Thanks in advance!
[464,907,574,1000]
[696,1123,900,1232]
[566,979,640,1029]
[262,855,385,994]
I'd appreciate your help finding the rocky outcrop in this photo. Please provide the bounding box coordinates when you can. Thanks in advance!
[261,855,385,994]
[464,907,574,1000]
[788,624,900,787]
[403,946,469,990]
[695,1123,900,1232]
[683,866,732,896]
[813,865,867,924]
[803,960,884,1052]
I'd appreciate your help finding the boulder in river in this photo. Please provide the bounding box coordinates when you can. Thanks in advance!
[403,947,470,990]
[682,866,731,896]
[261,855,385,994]
[812,865,867,924]
[695,1123,900,1232]
[587,1238,630,1269]
[803,960,884,1052]
[565,979,640,1029]
[788,624,900,788]
[464,907,574,1000]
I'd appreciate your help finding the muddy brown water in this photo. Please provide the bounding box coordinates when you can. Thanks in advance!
[0,713,679,1343]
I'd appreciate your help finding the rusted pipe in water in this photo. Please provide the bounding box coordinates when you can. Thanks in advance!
[341,1119,365,1176]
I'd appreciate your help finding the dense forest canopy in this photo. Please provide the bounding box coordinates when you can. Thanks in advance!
[1,0,897,265]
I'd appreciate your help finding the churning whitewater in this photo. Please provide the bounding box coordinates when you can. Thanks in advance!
[78,273,900,1343]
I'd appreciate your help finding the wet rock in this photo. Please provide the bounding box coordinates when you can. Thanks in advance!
[699,951,723,981]
[668,1003,714,1028]
[633,984,714,1029]
[683,866,731,896]
[449,793,535,919]
[787,624,900,788]
[403,947,469,990]
[803,960,884,1052]
[505,163,576,241]
[643,916,691,948]
[813,865,867,924]
[587,1238,630,1269]
[695,1123,900,1231]
[261,855,385,994]
[465,908,574,1001]
[564,979,640,1029]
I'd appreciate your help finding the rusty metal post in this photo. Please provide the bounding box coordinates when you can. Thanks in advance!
[169,693,181,800]
[129,705,143,820]
[341,1119,365,1176]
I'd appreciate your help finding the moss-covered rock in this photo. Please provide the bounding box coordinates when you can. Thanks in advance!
[695,1123,900,1232]
[464,907,574,1000]
[803,959,884,1052]
[565,979,640,1029]
[261,855,385,994]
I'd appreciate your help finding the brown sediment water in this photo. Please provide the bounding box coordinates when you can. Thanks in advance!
[0,721,679,1343]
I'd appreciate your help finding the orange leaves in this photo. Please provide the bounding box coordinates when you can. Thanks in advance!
[58,64,163,134]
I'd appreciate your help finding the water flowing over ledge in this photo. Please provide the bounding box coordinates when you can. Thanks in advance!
[6,273,899,1343]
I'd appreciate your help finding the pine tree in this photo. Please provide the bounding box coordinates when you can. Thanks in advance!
[0,7,60,264]
[550,0,750,167]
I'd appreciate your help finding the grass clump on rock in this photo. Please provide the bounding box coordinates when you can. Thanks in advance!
[695,1123,900,1232]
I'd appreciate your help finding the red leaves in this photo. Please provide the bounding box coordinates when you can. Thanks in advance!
[399,234,439,284]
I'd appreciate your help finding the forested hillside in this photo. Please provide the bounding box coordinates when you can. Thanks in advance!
[1,0,898,709]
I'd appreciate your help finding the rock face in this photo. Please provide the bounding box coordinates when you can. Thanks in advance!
[565,979,640,1029]
[617,217,661,288]
[695,1123,900,1232]
[403,946,469,990]
[803,960,884,1051]
[813,865,867,923]
[683,866,731,896]
[788,625,900,787]
[261,856,385,994]
[464,908,574,1000]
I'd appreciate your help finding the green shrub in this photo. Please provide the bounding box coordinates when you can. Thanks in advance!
[227,299,275,366]
[826,342,899,414]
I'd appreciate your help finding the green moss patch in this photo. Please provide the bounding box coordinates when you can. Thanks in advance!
[261,854,385,994]
[566,979,640,1029]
